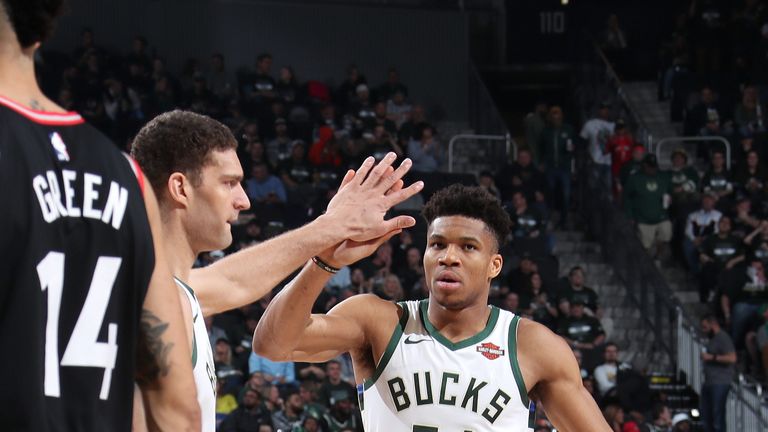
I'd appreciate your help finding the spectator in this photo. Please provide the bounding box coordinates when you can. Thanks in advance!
[602,403,626,432]
[335,64,367,110]
[321,393,362,432]
[496,147,548,210]
[605,120,636,197]
[733,85,765,137]
[744,220,768,267]
[219,386,273,432]
[699,216,745,303]
[246,53,276,102]
[397,246,424,294]
[407,125,443,172]
[700,150,733,202]
[501,291,520,314]
[699,314,736,432]
[624,154,673,259]
[507,254,539,292]
[246,163,287,204]
[601,14,629,75]
[558,266,600,318]
[275,66,299,104]
[520,272,558,330]
[348,84,375,130]
[375,274,404,302]
[667,149,699,208]
[509,191,546,243]
[317,360,356,408]
[618,145,646,191]
[593,342,631,397]
[557,299,606,370]
[271,391,305,432]
[524,101,548,160]
[721,259,768,347]
[368,124,404,160]
[248,350,297,390]
[206,316,229,351]
[730,196,761,239]
[733,150,767,203]
[685,87,726,136]
[299,381,328,420]
[573,349,590,379]
[747,306,768,381]
[309,126,344,169]
[398,103,428,143]
[639,403,672,432]
[266,118,292,166]
[538,105,577,225]
[365,101,397,135]
[683,193,722,274]
[478,171,501,201]
[386,89,411,129]
[581,101,615,191]
[277,140,315,202]
[671,413,692,432]
[208,53,237,101]
[377,67,408,101]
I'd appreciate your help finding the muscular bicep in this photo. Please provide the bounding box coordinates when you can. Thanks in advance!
[518,320,610,432]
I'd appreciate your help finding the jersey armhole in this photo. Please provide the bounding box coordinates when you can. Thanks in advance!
[123,153,146,195]
[508,315,531,409]
[362,301,409,391]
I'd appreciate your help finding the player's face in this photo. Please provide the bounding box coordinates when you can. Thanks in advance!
[423,216,502,310]
[189,149,250,252]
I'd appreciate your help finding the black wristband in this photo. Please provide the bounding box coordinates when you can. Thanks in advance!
[312,256,340,274]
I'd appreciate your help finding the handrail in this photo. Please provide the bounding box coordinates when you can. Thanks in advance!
[592,40,653,149]
[654,136,731,170]
[447,133,516,173]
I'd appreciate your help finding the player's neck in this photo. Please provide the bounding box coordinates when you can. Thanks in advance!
[426,298,492,343]
[162,218,197,281]
[0,43,64,113]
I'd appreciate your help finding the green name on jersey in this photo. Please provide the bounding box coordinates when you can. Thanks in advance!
[387,371,511,424]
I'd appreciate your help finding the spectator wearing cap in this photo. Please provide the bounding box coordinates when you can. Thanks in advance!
[671,412,691,432]
[557,299,605,370]
[265,117,292,166]
[683,193,722,274]
[605,120,638,198]
[321,390,362,432]
[700,150,733,203]
[538,105,578,225]
[624,154,673,258]
[581,101,615,191]
[699,216,745,303]
[699,314,736,432]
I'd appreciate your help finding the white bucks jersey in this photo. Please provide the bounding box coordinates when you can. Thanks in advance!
[175,278,217,432]
[360,300,534,432]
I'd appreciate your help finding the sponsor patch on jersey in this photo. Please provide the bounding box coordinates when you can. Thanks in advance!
[49,132,70,162]
[476,342,505,360]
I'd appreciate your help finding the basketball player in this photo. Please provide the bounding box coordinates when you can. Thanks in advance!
[253,184,611,431]
[131,110,421,431]
[0,1,199,431]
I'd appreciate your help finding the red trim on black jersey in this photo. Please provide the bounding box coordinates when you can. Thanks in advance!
[125,155,146,195]
[0,95,84,126]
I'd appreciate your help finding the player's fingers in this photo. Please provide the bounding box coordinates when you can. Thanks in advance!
[354,156,376,186]
[362,152,397,187]
[384,181,424,209]
[382,215,417,233]
[338,169,356,190]
[377,158,412,192]
[386,179,404,195]
[364,228,403,249]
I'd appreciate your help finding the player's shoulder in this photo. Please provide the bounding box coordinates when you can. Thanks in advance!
[516,318,571,359]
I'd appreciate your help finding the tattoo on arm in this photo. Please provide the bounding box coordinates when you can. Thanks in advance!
[135,308,174,387]
[29,99,45,111]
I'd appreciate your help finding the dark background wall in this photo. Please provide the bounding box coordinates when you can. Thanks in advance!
[47,0,470,120]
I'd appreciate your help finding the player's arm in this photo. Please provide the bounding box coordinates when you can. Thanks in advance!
[136,185,201,431]
[518,319,611,432]
[190,153,422,317]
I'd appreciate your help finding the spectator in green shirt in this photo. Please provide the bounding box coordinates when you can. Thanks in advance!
[538,105,578,226]
[624,154,673,259]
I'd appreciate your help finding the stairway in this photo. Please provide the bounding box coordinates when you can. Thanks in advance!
[551,230,672,373]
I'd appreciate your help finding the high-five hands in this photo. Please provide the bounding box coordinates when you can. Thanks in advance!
[325,153,423,243]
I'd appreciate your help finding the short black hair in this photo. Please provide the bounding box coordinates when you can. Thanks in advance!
[1,0,65,47]
[569,266,584,276]
[131,110,238,195]
[422,184,510,250]
[651,403,668,421]
[257,52,272,63]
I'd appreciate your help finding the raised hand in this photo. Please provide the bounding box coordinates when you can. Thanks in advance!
[325,153,423,242]
[319,230,403,269]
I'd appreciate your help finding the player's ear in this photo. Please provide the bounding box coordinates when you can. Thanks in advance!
[488,253,503,279]
[167,172,190,207]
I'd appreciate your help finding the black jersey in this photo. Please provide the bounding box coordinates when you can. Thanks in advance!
[0,96,155,431]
